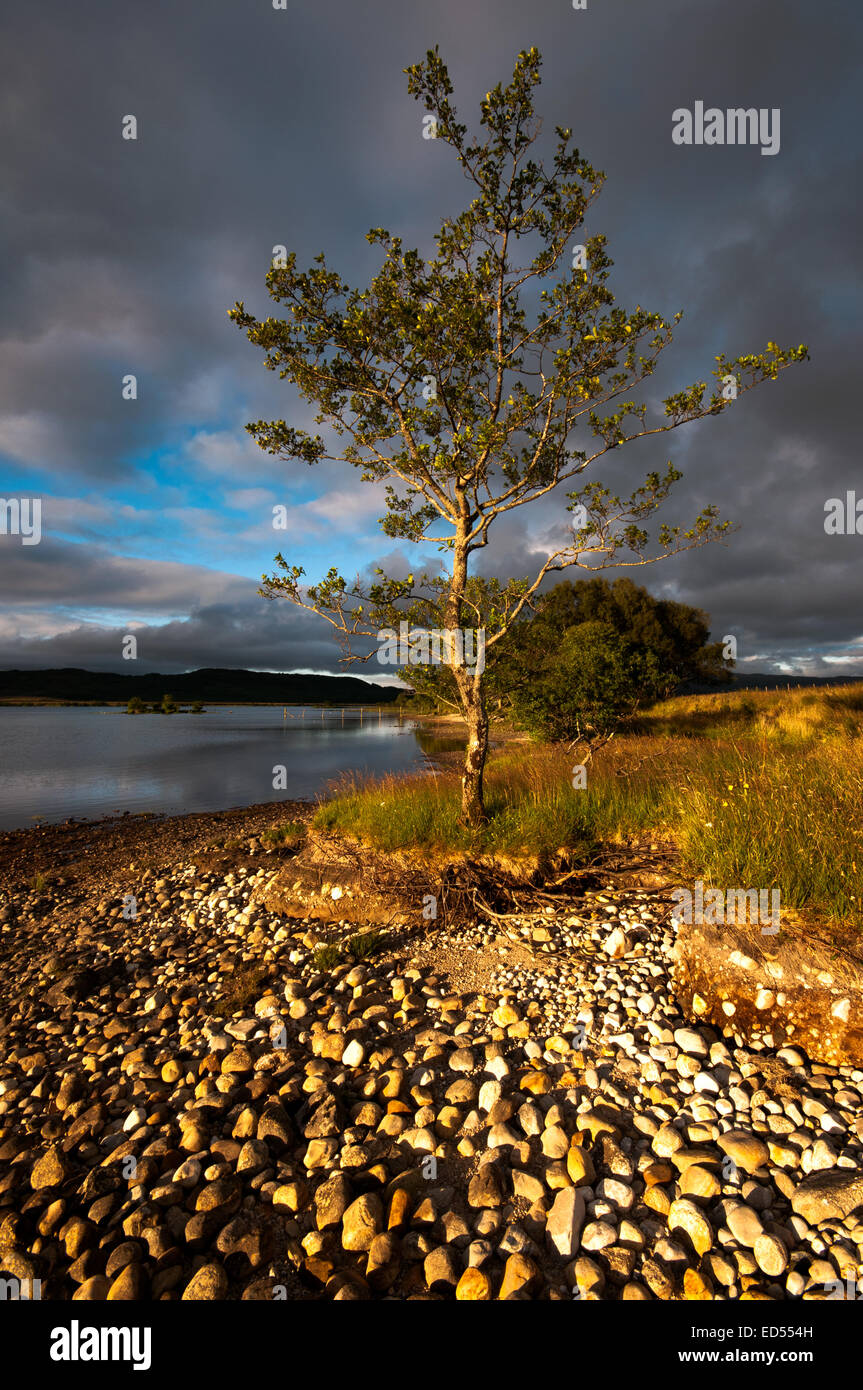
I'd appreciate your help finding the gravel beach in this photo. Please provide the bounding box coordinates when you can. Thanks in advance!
[2,802,862,1301]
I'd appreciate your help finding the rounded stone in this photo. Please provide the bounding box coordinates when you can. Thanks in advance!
[72,1276,111,1300]
[341,1193,384,1252]
[181,1263,229,1300]
[456,1266,493,1300]
[30,1149,69,1190]
[683,1268,714,1300]
[717,1130,770,1174]
[498,1253,541,1299]
[566,1146,596,1186]
[581,1220,617,1252]
[754,1233,788,1278]
[106,1263,146,1300]
[424,1245,461,1291]
[727,1204,764,1248]
[680,1165,721,1201]
[668,1199,714,1257]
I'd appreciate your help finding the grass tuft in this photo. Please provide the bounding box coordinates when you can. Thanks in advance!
[345,929,383,960]
[312,943,342,971]
[261,820,306,848]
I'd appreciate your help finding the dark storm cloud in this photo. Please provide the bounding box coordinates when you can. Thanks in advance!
[0,596,371,677]
[0,536,249,612]
[0,0,860,672]
[0,537,386,673]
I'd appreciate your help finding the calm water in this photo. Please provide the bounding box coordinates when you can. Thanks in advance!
[0,706,434,831]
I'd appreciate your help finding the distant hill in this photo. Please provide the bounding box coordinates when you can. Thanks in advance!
[1,666,860,707]
[0,667,403,705]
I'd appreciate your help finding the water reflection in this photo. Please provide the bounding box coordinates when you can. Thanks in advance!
[0,705,428,830]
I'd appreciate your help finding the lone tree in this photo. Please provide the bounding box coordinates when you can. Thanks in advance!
[230,47,807,827]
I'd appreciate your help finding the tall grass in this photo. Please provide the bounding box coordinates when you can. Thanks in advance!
[674,738,863,924]
[314,684,863,926]
[316,741,674,857]
[637,683,863,739]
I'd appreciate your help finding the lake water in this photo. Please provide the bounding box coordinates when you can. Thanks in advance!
[0,705,439,831]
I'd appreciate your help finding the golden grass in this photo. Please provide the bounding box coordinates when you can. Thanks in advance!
[314,684,863,927]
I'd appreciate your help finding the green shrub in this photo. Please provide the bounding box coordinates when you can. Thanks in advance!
[510,620,671,744]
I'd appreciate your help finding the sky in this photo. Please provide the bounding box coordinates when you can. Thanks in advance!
[1,0,861,679]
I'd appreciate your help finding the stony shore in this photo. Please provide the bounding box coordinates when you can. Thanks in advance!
[1,802,863,1301]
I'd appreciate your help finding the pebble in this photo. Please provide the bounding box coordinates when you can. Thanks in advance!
[547,1188,586,1258]
[581,1220,618,1252]
[717,1131,770,1174]
[754,1233,788,1277]
[668,1199,714,1257]
[727,1204,764,1247]
[791,1171,863,1223]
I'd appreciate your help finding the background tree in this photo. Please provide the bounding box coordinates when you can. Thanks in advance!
[230,46,807,826]
[402,575,731,715]
[502,575,730,707]
[509,619,671,746]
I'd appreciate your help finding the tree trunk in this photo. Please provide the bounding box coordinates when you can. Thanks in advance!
[458,670,489,826]
[448,511,489,826]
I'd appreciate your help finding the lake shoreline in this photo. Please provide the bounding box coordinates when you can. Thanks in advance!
[0,797,317,899]
[0,703,440,831]
[0,699,408,708]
